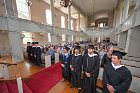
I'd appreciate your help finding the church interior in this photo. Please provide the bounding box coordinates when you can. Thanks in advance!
[0,0,140,93]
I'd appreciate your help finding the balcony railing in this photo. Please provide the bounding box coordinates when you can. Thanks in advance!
[0,15,85,37]
[114,6,140,34]
[86,26,114,32]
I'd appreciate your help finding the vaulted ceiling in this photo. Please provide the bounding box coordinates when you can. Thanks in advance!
[43,0,135,19]
[72,0,118,16]
[43,0,118,18]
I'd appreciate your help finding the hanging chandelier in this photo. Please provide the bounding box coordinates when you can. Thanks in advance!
[60,0,72,7]
[25,0,32,6]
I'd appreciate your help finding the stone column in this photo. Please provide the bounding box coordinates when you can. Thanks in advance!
[125,29,140,57]
[118,32,127,49]
[4,0,14,16]
[78,12,80,31]
[75,36,80,42]
[113,9,117,27]
[68,5,71,30]
[122,0,130,21]
[135,0,140,9]
[67,35,72,42]
[8,31,24,63]
[50,0,54,26]
[51,34,57,44]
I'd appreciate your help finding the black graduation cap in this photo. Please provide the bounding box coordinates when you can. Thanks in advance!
[87,45,94,49]
[112,50,127,59]
[74,46,81,50]
[32,42,35,44]
[35,42,39,44]
[64,46,70,51]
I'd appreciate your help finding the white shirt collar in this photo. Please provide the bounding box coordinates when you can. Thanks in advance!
[65,53,69,56]
[111,63,124,70]
[88,53,97,57]
[75,54,81,56]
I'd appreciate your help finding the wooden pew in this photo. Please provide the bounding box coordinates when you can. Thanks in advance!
[96,79,134,93]
[0,76,31,82]
[0,62,17,66]
[0,74,31,93]
[0,61,17,79]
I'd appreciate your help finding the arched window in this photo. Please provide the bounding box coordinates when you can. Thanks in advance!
[22,32,32,44]
[46,9,52,25]
[72,35,74,41]
[62,34,66,41]
[71,20,73,30]
[99,23,104,27]
[48,33,51,42]
[61,16,65,28]
[16,0,30,19]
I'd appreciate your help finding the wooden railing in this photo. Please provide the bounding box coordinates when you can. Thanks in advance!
[0,61,31,93]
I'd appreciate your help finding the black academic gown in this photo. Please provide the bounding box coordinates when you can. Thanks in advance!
[62,53,71,82]
[34,46,42,66]
[82,53,100,93]
[31,46,36,63]
[70,54,83,88]
[27,45,32,62]
[101,53,111,67]
[103,63,132,93]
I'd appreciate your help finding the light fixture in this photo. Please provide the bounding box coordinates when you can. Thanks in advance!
[60,0,72,8]
[25,0,32,7]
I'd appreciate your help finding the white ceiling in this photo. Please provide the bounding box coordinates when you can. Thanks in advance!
[43,0,118,18]
[72,0,118,16]
[42,0,135,19]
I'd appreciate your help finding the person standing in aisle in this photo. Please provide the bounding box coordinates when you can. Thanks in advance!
[61,46,71,83]
[70,46,83,93]
[26,42,32,62]
[82,45,100,93]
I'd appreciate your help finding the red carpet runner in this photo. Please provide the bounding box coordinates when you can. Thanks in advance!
[0,62,62,93]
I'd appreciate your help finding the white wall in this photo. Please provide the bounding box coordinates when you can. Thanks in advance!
[125,29,140,57]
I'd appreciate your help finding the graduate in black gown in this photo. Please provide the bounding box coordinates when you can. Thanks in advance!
[101,46,114,67]
[103,50,132,93]
[26,42,32,62]
[70,46,82,93]
[61,46,71,82]
[34,42,42,66]
[82,45,100,93]
[31,42,36,63]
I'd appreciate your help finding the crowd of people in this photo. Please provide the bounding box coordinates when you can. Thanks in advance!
[26,40,132,93]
